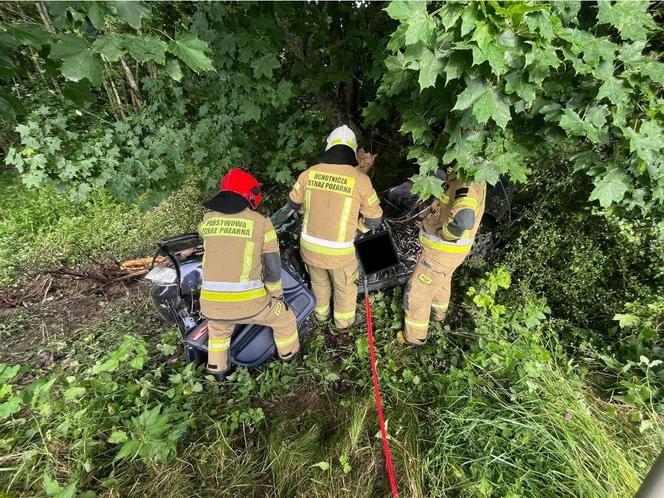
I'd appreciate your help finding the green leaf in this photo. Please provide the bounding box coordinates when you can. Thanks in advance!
[627,121,664,165]
[525,11,555,41]
[311,461,330,471]
[589,167,630,207]
[49,35,88,61]
[484,43,508,76]
[167,33,214,73]
[63,386,86,401]
[384,1,416,21]
[417,48,443,90]
[5,23,51,47]
[252,54,280,79]
[443,52,464,84]
[92,36,124,62]
[411,174,444,200]
[63,81,94,105]
[613,313,640,329]
[597,0,656,42]
[460,5,477,37]
[123,36,168,65]
[558,109,602,143]
[324,372,340,382]
[472,86,511,129]
[643,61,664,86]
[112,1,151,30]
[504,71,537,104]
[408,147,439,173]
[618,41,646,64]
[404,3,434,46]
[596,77,630,106]
[0,396,22,419]
[440,2,464,30]
[400,111,432,144]
[524,43,560,71]
[108,430,129,444]
[582,37,617,67]
[470,21,492,51]
[0,364,20,384]
[165,59,182,81]
[61,51,104,87]
[239,101,261,122]
[443,124,485,164]
[86,2,111,30]
[362,101,388,125]
[452,79,489,111]
[43,474,62,496]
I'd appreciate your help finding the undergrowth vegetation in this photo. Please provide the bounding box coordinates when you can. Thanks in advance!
[1,1,663,497]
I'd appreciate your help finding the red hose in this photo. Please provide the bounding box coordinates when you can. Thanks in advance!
[365,294,399,498]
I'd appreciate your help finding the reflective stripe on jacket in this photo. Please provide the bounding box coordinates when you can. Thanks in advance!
[420,176,486,260]
[199,208,282,320]
[288,163,383,269]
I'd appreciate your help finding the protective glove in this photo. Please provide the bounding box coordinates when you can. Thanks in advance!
[356,148,378,175]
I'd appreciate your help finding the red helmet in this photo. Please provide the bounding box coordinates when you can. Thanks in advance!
[220,168,263,210]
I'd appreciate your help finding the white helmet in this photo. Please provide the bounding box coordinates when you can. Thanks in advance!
[325,125,357,153]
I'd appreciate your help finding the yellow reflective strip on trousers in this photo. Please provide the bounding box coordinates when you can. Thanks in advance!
[334,310,355,320]
[275,332,298,346]
[264,230,277,243]
[303,190,311,233]
[240,241,254,282]
[367,192,379,206]
[432,302,449,310]
[419,233,471,254]
[337,197,353,241]
[200,287,266,302]
[441,225,460,240]
[453,199,479,210]
[265,281,282,292]
[405,318,429,329]
[300,238,355,256]
[315,304,330,315]
[208,338,231,352]
[208,345,230,352]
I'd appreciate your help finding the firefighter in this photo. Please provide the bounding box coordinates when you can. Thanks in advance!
[287,125,383,329]
[200,168,299,379]
[397,168,486,345]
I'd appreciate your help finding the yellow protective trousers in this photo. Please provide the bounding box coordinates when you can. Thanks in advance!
[308,261,359,329]
[402,249,467,344]
[206,297,300,374]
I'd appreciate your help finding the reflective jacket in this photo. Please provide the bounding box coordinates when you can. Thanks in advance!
[199,208,282,320]
[288,163,383,269]
[419,176,486,262]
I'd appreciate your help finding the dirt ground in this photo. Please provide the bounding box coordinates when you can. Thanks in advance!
[0,274,153,369]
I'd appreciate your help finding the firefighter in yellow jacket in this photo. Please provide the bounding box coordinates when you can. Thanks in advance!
[288,125,383,329]
[200,168,299,379]
[398,169,486,345]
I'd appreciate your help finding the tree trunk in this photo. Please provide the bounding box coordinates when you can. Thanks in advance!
[36,2,56,34]
[120,57,142,111]
[108,77,127,119]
